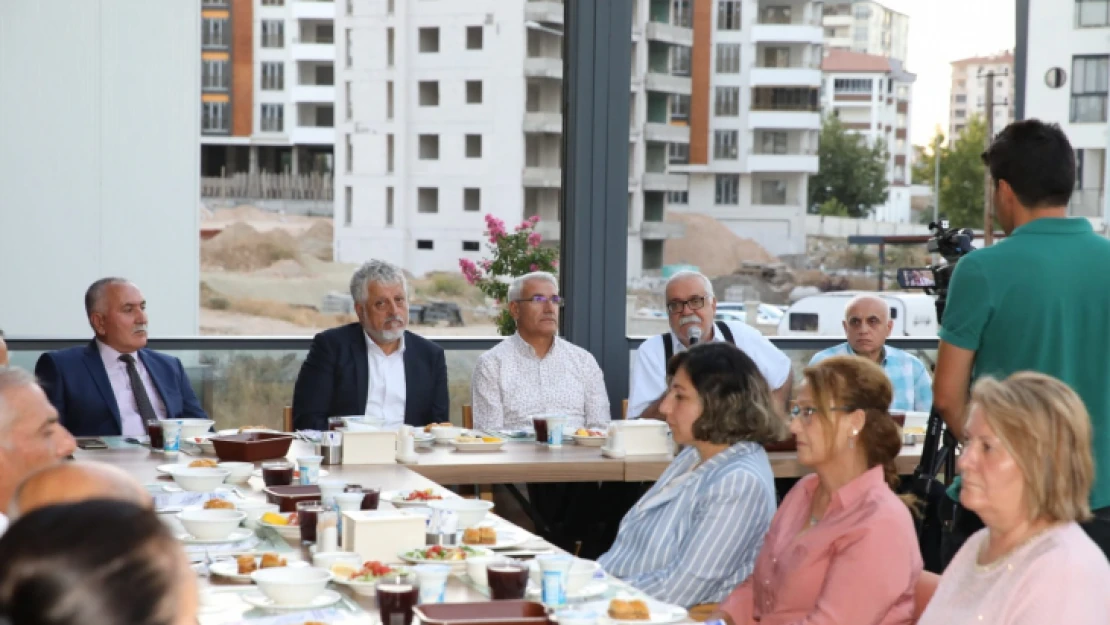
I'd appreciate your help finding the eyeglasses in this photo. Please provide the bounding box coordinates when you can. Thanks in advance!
[514,295,565,307]
[789,404,855,424]
[666,296,707,315]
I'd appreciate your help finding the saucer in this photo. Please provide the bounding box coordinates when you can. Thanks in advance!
[241,589,342,611]
[176,527,254,545]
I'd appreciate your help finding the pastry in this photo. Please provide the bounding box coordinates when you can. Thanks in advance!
[188,458,218,468]
[609,599,650,620]
[462,528,482,545]
[203,498,235,510]
[479,526,497,545]
[260,553,287,569]
[236,554,257,575]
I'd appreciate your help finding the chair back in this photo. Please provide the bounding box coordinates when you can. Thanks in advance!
[462,404,474,429]
[282,406,293,433]
[622,399,628,419]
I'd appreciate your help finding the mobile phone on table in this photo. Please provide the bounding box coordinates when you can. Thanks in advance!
[76,438,109,450]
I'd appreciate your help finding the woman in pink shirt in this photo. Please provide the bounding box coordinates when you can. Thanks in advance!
[713,355,922,625]
[916,372,1110,625]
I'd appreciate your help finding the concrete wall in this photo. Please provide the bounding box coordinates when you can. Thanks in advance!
[805,215,929,238]
[0,0,201,337]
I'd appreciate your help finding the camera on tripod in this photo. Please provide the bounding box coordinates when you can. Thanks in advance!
[896,220,975,321]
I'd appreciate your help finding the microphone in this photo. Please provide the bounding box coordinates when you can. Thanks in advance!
[687,326,702,346]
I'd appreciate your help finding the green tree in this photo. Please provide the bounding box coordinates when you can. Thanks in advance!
[809,115,890,218]
[912,115,987,229]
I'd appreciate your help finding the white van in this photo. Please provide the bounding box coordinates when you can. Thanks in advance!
[776,291,938,337]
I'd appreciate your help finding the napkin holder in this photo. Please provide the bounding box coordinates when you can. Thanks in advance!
[342,509,427,562]
[341,429,398,465]
[607,420,673,456]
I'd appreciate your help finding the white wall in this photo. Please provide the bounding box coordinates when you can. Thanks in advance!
[0,0,200,337]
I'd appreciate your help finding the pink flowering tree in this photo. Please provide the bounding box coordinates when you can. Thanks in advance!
[459,214,559,335]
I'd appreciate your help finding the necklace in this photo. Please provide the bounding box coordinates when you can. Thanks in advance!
[808,515,820,527]
[975,523,1060,573]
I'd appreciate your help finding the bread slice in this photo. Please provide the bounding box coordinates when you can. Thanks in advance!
[609,599,650,620]
[479,526,497,545]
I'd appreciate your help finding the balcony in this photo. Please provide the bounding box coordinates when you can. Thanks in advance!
[524,57,563,80]
[750,24,823,44]
[645,22,693,47]
[644,72,692,95]
[290,126,335,144]
[525,1,564,25]
[292,85,335,103]
[642,172,688,192]
[523,167,562,188]
[639,221,686,240]
[747,154,819,174]
[292,42,335,62]
[533,219,562,241]
[523,112,563,133]
[292,0,335,20]
[643,122,690,143]
[748,111,821,129]
[750,67,822,88]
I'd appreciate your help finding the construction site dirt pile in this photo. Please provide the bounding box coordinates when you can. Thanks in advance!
[663,213,778,277]
[201,223,300,272]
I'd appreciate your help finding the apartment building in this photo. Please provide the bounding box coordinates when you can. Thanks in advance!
[1017,0,1108,219]
[199,0,334,179]
[949,51,1014,143]
[821,0,909,64]
[821,49,915,223]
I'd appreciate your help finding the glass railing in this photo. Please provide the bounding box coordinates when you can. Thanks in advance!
[7,337,939,432]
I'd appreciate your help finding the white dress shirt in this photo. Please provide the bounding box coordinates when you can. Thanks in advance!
[364,332,407,428]
[627,321,792,418]
[97,340,168,436]
[471,333,611,431]
[0,511,7,537]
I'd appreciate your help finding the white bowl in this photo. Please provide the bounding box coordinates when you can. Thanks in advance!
[527,558,601,595]
[313,551,363,571]
[427,499,493,529]
[236,501,279,528]
[178,419,216,439]
[169,467,230,492]
[217,462,253,484]
[251,566,332,606]
[177,508,247,541]
[429,426,464,442]
[465,555,499,587]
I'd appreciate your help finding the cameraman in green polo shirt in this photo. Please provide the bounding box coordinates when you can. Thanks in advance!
[932,119,1110,564]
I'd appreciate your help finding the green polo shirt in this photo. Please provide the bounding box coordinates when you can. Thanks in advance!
[940,217,1110,509]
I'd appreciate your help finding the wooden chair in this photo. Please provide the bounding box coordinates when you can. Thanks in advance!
[458,404,491,501]
[462,404,474,429]
[282,406,293,433]
[688,604,719,622]
[622,399,628,419]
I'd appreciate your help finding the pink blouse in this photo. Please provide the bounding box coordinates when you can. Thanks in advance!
[720,466,922,625]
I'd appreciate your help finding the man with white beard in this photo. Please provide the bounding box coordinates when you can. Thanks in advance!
[628,271,792,420]
[292,260,449,430]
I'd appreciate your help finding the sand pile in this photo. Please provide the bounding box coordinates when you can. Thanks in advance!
[298,220,334,261]
[201,223,299,271]
[663,213,778,277]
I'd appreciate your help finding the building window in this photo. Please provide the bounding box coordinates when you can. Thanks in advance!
[668,143,689,164]
[346,81,352,120]
[344,187,352,226]
[417,188,439,214]
[464,188,481,212]
[417,240,434,250]
[345,134,353,173]
[715,175,739,204]
[418,135,440,160]
[466,26,483,50]
[462,241,480,252]
[262,20,284,48]
[759,131,788,154]
[670,47,691,76]
[387,134,394,173]
[419,27,440,53]
[954,94,966,103]
[714,130,739,160]
[672,0,693,27]
[667,191,689,204]
[834,78,873,93]
[718,0,742,30]
[953,108,966,119]
[715,86,740,116]
[386,81,394,119]
[346,28,353,68]
[760,5,792,24]
[465,135,483,158]
[201,102,229,133]
[716,43,740,73]
[261,62,284,90]
[466,80,483,104]
[1072,55,1109,123]
[386,187,395,226]
[202,60,229,90]
[757,180,788,205]
[670,94,690,121]
[260,104,283,132]
[1077,0,1110,27]
[202,18,229,48]
[387,28,395,66]
[418,81,440,106]
[752,87,819,111]
[897,113,907,127]
[261,0,283,5]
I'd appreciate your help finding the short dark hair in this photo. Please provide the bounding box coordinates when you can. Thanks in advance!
[0,500,185,625]
[84,277,129,318]
[666,342,787,445]
[981,119,1075,209]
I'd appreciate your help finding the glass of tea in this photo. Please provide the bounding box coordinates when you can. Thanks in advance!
[296,501,326,544]
[261,460,295,487]
[145,420,164,450]
[486,559,530,600]
[532,417,549,445]
[377,572,420,625]
[328,417,346,431]
[354,486,381,510]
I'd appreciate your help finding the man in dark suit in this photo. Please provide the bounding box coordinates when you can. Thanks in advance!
[35,278,208,437]
[292,260,449,431]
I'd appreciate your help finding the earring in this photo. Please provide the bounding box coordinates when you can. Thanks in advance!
[849,429,859,449]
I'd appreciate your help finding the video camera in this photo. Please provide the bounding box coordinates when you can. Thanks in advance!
[897,220,975,322]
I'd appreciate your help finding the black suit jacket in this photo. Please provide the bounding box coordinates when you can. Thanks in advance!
[35,341,209,437]
[291,324,449,431]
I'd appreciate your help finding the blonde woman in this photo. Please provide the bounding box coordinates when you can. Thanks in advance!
[917,372,1110,624]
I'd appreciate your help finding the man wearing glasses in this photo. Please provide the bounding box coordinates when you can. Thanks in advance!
[628,271,792,420]
[471,271,610,432]
[809,294,932,413]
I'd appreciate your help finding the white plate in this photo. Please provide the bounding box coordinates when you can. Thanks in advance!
[398,546,494,568]
[258,521,303,542]
[329,569,411,597]
[527,579,608,601]
[176,527,255,545]
[459,526,529,550]
[571,435,608,447]
[208,558,307,582]
[581,598,688,625]
[383,491,446,508]
[250,468,329,479]
[241,589,342,611]
[450,440,506,453]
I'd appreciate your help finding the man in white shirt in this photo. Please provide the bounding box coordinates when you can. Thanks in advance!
[629,271,793,419]
[472,271,611,432]
[292,260,449,430]
[0,367,78,535]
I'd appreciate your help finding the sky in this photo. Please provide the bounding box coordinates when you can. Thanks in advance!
[880,0,1017,146]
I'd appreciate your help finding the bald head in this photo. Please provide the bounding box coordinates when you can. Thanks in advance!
[10,461,152,519]
[842,295,893,362]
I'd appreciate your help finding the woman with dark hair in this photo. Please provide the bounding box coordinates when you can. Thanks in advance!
[0,499,198,625]
[712,355,922,625]
[599,342,787,607]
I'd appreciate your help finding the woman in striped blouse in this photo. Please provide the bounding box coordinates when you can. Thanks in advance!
[598,342,787,608]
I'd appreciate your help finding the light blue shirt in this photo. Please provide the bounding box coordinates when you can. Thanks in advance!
[808,343,933,412]
[597,442,776,607]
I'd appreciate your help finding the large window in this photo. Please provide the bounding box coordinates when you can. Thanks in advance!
[1077,0,1110,27]
[834,78,873,94]
[715,86,740,116]
[756,179,788,205]
[715,174,739,204]
[667,143,689,164]
[202,18,228,49]
[670,94,690,121]
[718,0,742,30]
[713,130,738,160]
[201,102,229,133]
[202,60,228,91]
[670,47,691,76]
[261,62,284,90]
[716,44,740,73]
[262,20,284,48]
[1072,55,1109,123]
[260,104,283,132]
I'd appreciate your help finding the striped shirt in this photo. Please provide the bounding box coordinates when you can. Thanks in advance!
[808,344,933,412]
[598,442,777,607]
